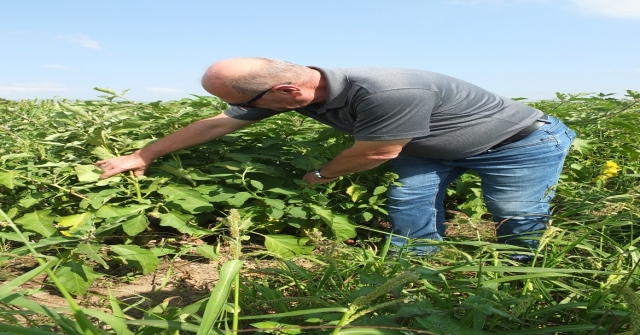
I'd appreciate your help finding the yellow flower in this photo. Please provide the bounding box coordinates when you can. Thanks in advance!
[598,161,621,181]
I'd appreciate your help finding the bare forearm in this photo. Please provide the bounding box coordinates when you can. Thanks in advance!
[96,114,254,178]
[137,114,254,161]
[302,139,410,184]
[317,148,390,178]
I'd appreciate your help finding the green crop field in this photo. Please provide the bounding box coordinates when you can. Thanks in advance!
[0,88,639,334]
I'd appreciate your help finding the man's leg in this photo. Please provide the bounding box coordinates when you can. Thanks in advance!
[387,155,467,254]
[463,115,576,250]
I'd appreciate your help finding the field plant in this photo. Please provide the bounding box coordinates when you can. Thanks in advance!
[0,89,639,334]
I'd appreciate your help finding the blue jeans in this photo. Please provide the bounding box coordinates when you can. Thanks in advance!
[387,115,576,254]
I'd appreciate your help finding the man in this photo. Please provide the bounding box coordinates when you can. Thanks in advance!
[96,57,576,258]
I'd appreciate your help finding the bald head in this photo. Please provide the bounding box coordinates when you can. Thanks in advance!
[201,57,311,98]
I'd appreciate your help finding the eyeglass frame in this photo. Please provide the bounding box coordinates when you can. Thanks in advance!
[227,82,292,108]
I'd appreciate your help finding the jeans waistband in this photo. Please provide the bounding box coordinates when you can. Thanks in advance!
[490,113,549,149]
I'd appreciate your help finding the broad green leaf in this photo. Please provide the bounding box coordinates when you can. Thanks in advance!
[0,171,18,189]
[55,259,101,295]
[346,184,367,202]
[74,164,102,182]
[57,101,91,120]
[288,206,308,219]
[373,186,387,195]
[111,244,160,274]
[251,321,302,334]
[159,212,212,236]
[75,243,109,269]
[169,197,213,214]
[56,212,93,237]
[195,245,219,261]
[159,165,196,186]
[122,213,149,236]
[158,185,213,213]
[264,198,285,210]
[96,204,150,219]
[91,146,115,159]
[263,234,314,258]
[18,192,48,208]
[250,179,264,190]
[226,192,253,207]
[14,210,57,237]
[308,204,357,241]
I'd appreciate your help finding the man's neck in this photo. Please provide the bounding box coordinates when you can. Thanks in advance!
[308,69,328,105]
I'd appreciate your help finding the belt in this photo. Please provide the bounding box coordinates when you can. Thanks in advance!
[490,113,549,150]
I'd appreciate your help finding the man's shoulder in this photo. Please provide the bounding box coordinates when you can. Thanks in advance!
[330,67,457,93]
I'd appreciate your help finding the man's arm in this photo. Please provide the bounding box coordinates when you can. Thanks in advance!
[96,113,256,178]
[302,138,411,184]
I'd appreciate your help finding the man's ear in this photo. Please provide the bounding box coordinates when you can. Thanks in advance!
[275,84,303,97]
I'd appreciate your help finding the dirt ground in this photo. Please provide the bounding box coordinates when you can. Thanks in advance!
[1,214,494,314]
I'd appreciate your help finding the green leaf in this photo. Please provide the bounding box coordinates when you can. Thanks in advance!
[250,179,264,190]
[14,210,57,237]
[195,245,219,261]
[226,192,253,207]
[96,204,150,219]
[266,187,298,196]
[94,87,118,95]
[56,212,93,237]
[373,186,387,195]
[159,212,212,236]
[571,137,592,154]
[0,171,18,189]
[288,206,308,219]
[122,213,150,236]
[346,184,367,202]
[75,243,109,269]
[158,185,213,213]
[197,260,242,335]
[55,259,101,295]
[263,234,314,258]
[159,165,196,187]
[57,101,91,121]
[264,198,285,210]
[74,164,103,182]
[91,146,115,159]
[111,244,160,274]
[308,204,357,241]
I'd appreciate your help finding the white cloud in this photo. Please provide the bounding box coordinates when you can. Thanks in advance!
[569,0,640,18]
[145,87,183,93]
[0,82,70,96]
[58,34,101,49]
[44,64,70,70]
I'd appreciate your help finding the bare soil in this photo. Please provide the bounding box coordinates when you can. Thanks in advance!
[1,215,494,314]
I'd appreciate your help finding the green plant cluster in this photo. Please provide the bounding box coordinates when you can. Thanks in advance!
[0,89,639,334]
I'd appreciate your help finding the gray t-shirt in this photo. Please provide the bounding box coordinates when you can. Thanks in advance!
[225,67,543,160]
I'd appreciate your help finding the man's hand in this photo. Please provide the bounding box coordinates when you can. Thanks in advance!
[302,171,338,185]
[95,151,151,179]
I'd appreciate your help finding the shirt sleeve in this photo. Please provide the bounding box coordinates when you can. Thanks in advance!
[223,106,285,121]
[351,88,440,141]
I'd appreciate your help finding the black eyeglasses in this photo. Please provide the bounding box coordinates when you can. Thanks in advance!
[227,82,291,108]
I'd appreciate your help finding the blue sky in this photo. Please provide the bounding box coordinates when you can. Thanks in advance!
[2,0,639,102]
